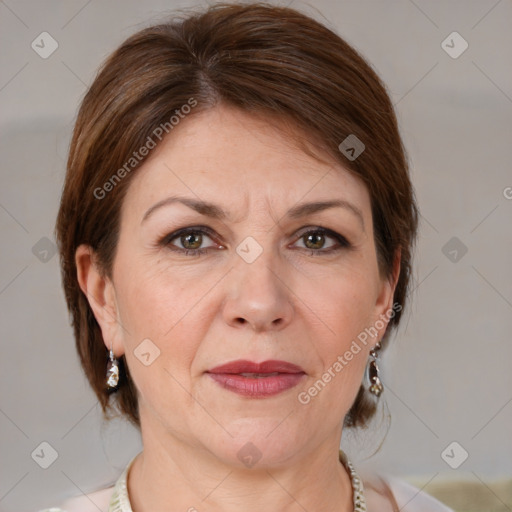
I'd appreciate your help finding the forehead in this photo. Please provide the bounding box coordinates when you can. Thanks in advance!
[121,105,371,222]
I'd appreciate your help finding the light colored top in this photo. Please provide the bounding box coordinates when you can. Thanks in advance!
[38,451,454,512]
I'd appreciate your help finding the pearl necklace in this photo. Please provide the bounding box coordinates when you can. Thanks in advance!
[340,450,367,511]
[109,450,367,512]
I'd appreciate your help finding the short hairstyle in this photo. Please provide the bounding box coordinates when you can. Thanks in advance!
[55,2,419,429]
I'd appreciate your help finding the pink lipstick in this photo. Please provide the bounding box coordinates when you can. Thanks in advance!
[206,359,306,398]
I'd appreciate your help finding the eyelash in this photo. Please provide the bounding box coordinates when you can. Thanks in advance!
[158,225,351,257]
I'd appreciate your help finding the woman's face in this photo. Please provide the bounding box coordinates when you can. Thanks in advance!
[82,104,398,467]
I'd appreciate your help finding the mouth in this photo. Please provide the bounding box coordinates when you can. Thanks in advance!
[237,372,280,378]
[206,359,306,398]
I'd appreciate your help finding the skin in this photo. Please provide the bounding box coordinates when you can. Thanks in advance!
[76,104,400,512]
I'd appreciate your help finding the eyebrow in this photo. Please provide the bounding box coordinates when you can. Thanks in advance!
[141,195,365,230]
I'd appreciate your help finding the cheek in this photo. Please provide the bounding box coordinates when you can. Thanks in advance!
[301,265,376,406]
[306,265,379,343]
[113,257,221,381]
[115,251,200,334]
[300,281,371,416]
[112,262,187,374]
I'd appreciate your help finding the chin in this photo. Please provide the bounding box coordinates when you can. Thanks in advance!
[205,423,303,468]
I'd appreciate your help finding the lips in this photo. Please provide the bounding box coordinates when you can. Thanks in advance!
[207,359,305,375]
[206,359,306,398]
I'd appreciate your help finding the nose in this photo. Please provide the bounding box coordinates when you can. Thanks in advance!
[222,248,294,333]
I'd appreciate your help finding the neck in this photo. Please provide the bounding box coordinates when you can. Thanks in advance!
[128,416,354,512]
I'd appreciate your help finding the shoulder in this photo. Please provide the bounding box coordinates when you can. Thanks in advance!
[37,485,114,512]
[363,473,454,512]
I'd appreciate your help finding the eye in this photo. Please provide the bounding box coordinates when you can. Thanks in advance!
[160,226,221,256]
[159,225,350,257]
[292,227,350,255]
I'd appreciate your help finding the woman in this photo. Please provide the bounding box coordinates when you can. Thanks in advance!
[45,2,453,511]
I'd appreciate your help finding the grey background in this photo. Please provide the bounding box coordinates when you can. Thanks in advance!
[1,1,511,511]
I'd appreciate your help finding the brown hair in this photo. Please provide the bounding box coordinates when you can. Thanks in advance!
[55,2,419,429]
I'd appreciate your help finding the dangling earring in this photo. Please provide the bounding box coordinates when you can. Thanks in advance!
[106,343,119,390]
[367,341,383,397]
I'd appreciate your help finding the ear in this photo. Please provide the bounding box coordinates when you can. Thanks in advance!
[372,247,402,342]
[75,244,126,357]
